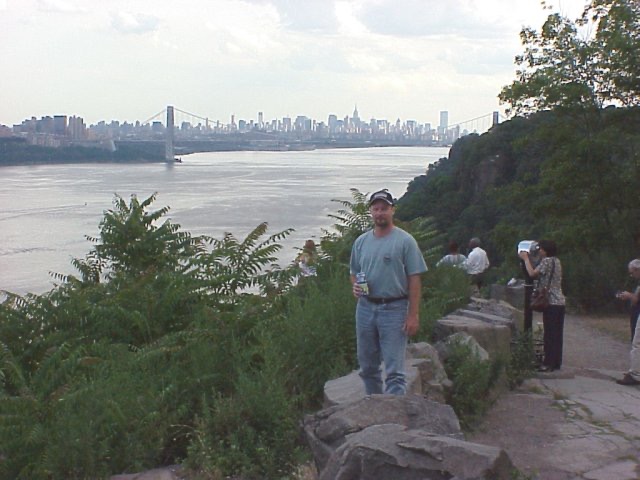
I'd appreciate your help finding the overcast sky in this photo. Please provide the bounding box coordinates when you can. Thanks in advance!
[1,0,588,128]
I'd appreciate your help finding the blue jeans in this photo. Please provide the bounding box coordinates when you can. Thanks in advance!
[356,298,409,395]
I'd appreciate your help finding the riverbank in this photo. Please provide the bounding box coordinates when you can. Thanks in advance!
[0,137,165,166]
[0,136,447,167]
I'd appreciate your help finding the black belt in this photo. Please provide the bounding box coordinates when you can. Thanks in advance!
[365,296,408,304]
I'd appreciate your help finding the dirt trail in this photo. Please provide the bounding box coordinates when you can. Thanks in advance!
[468,313,637,480]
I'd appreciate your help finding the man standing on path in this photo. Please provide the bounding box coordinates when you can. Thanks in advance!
[350,189,428,395]
[465,237,490,296]
[616,258,640,342]
[617,259,640,386]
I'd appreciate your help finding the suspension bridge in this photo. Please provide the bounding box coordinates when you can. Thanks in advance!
[141,106,503,162]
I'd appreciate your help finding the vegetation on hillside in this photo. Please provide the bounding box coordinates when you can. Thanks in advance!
[0,191,469,479]
[0,137,165,165]
[397,0,640,309]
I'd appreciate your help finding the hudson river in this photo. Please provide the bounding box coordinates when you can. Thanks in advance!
[0,146,448,294]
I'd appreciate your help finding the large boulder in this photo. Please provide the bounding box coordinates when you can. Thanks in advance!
[435,315,511,360]
[490,283,526,310]
[406,342,448,383]
[471,295,524,331]
[406,342,451,403]
[435,331,490,363]
[303,394,462,472]
[320,423,516,480]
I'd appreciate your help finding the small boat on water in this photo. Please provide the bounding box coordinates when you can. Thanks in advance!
[174,157,182,163]
[286,143,316,151]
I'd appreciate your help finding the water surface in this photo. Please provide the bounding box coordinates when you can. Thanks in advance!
[0,146,448,294]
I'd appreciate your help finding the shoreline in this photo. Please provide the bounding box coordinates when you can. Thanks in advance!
[0,142,449,167]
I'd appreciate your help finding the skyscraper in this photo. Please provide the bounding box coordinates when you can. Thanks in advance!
[53,115,67,136]
[439,111,448,131]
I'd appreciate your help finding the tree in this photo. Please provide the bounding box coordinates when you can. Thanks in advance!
[499,0,640,115]
[498,0,640,306]
[585,0,640,107]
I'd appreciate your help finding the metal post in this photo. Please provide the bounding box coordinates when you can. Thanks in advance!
[520,258,533,332]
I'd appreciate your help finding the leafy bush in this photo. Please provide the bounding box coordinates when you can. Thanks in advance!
[0,194,299,479]
[420,265,469,340]
[186,368,302,479]
[443,340,503,429]
[506,331,537,389]
[263,265,357,409]
[0,189,470,478]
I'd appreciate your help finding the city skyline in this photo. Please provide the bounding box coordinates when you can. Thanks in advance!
[8,106,479,147]
[8,105,477,132]
[1,0,589,126]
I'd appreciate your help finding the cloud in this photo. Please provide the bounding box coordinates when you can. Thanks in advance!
[354,0,525,40]
[37,0,85,14]
[111,11,160,35]
[245,0,339,33]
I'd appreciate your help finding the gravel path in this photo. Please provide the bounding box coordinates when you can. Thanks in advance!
[562,313,629,372]
[468,312,636,480]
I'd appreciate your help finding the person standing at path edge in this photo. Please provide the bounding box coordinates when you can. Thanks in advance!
[350,189,428,395]
[616,259,640,386]
[519,239,566,372]
[465,237,490,296]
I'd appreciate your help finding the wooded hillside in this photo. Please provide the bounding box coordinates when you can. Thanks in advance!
[397,0,640,308]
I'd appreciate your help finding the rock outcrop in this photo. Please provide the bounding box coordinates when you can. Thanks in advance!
[303,394,463,471]
[307,298,522,479]
[319,423,515,480]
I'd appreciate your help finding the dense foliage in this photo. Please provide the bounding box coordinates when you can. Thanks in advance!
[0,191,469,479]
[0,137,164,165]
[443,340,504,430]
[397,0,640,309]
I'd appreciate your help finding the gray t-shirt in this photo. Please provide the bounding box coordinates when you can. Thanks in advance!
[350,227,428,298]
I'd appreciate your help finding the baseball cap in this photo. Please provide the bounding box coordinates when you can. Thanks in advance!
[369,189,394,206]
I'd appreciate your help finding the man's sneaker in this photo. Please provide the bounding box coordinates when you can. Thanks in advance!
[616,374,640,386]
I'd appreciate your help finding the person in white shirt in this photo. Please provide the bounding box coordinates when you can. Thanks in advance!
[465,237,490,295]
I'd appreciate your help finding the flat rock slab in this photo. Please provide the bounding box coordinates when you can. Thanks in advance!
[542,375,640,427]
[470,370,640,480]
[583,460,640,480]
[538,375,640,476]
[455,308,516,333]
[323,360,422,407]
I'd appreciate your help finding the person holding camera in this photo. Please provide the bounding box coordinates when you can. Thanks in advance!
[615,259,640,342]
[519,239,565,372]
[615,259,640,386]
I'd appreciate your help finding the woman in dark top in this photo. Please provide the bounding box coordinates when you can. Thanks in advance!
[519,240,566,372]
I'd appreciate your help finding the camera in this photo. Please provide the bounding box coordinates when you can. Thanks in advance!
[517,240,541,267]
[517,240,538,254]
